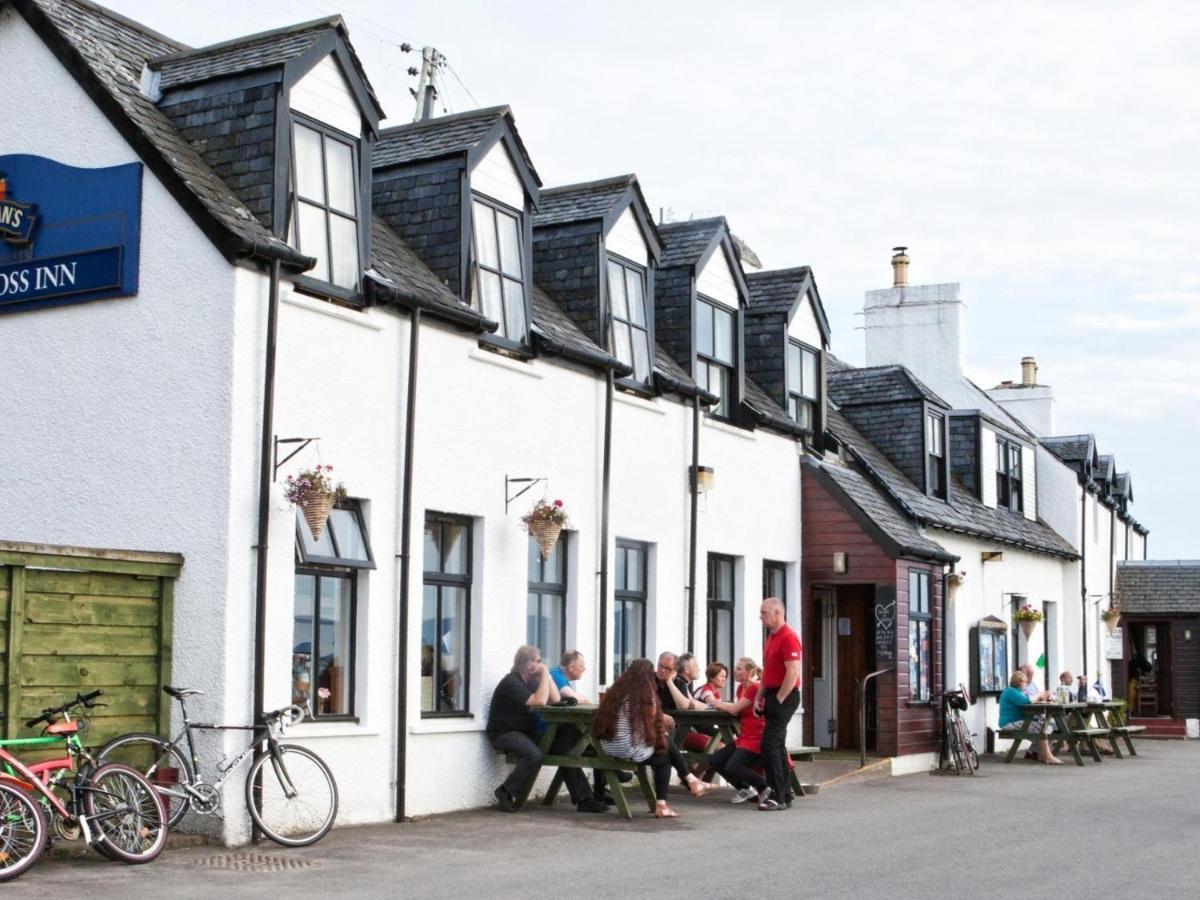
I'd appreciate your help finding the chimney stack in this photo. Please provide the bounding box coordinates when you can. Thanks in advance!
[1021,356,1037,386]
[891,246,910,287]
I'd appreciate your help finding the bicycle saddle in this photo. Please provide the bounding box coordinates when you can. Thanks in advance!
[46,720,81,734]
[163,685,205,698]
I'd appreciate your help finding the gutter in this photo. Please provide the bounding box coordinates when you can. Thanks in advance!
[653,368,719,406]
[742,400,812,439]
[531,327,632,376]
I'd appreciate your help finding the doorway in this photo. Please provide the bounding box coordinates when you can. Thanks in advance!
[1128,622,1172,717]
[809,584,876,751]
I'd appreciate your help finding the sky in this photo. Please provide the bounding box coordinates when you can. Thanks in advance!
[100,0,1198,558]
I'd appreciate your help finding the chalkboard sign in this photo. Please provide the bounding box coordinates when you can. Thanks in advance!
[874,586,896,663]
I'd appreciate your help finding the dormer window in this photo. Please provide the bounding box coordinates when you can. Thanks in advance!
[471,197,526,341]
[926,412,946,499]
[786,340,820,429]
[607,258,651,382]
[291,120,360,291]
[996,437,1023,512]
[696,297,735,418]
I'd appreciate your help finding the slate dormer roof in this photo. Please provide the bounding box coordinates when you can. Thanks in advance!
[828,365,948,408]
[1042,434,1094,466]
[745,266,832,346]
[1116,561,1200,615]
[1114,472,1132,500]
[1095,455,1114,486]
[657,218,727,269]
[534,174,642,229]
[374,106,540,184]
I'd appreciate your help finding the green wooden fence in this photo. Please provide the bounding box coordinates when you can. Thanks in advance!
[0,541,183,745]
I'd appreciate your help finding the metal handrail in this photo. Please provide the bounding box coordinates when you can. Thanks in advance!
[860,667,892,768]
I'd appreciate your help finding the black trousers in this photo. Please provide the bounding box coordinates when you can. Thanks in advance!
[761,689,799,801]
[643,751,673,801]
[490,729,590,804]
[666,734,691,781]
[709,744,766,792]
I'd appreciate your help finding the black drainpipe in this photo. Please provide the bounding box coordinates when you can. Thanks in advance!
[599,370,614,684]
[253,258,281,728]
[942,561,953,695]
[687,394,700,654]
[1108,506,1115,608]
[1080,486,1088,680]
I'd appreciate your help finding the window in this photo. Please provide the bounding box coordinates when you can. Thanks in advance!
[290,120,360,291]
[763,560,788,649]
[422,514,472,715]
[696,297,736,418]
[996,437,1023,513]
[607,258,651,383]
[471,197,526,341]
[786,341,820,430]
[926,412,946,499]
[613,540,648,680]
[292,503,373,720]
[707,554,736,673]
[907,569,931,703]
[527,534,566,665]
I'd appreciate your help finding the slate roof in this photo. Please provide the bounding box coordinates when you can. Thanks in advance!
[531,284,612,362]
[745,267,811,314]
[826,404,1078,558]
[20,0,308,266]
[743,377,806,436]
[1042,434,1093,464]
[368,214,470,311]
[1095,455,1114,483]
[374,106,540,184]
[658,218,725,269]
[828,365,948,408]
[1113,472,1131,498]
[533,175,636,228]
[1116,561,1200,615]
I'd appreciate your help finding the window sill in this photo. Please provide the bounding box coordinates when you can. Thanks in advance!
[289,722,380,739]
[614,389,666,416]
[477,333,533,358]
[291,275,366,308]
[468,346,543,379]
[703,416,757,441]
[411,716,484,735]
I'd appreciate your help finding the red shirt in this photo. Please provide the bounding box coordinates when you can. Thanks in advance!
[762,623,802,690]
[735,682,765,753]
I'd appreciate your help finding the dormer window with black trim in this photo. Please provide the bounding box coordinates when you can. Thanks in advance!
[291,120,360,291]
[996,436,1023,513]
[786,340,820,429]
[926,412,946,500]
[471,197,527,341]
[607,258,651,382]
[696,297,736,418]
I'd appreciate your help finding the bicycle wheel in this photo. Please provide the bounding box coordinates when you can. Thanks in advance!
[955,717,978,774]
[83,763,167,864]
[245,744,338,847]
[0,783,47,882]
[98,733,194,829]
[944,717,963,774]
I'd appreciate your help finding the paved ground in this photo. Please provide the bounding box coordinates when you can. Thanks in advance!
[8,742,1199,898]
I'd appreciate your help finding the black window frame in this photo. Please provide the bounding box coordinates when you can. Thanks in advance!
[295,502,375,569]
[763,560,788,648]
[292,567,358,722]
[996,436,1024,513]
[695,296,737,420]
[527,532,567,665]
[907,568,932,704]
[470,193,528,347]
[422,512,473,717]
[288,114,363,300]
[606,255,653,384]
[707,553,736,676]
[613,539,649,681]
[786,339,821,432]
[926,410,947,500]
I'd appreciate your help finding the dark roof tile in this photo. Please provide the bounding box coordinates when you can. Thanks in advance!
[1116,561,1200,615]
[657,217,725,269]
[533,175,634,228]
[152,18,326,89]
[374,106,539,184]
[828,365,948,408]
[745,267,811,314]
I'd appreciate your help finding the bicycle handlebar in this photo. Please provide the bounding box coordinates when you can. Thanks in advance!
[24,690,105,727]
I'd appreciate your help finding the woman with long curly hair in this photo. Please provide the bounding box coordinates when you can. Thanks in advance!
[594,658,709,818]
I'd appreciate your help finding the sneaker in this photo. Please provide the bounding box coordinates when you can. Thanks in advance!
[758,797,783,811]
[494,785,517,813]
[576,797,609,813]
[732,787,758,804]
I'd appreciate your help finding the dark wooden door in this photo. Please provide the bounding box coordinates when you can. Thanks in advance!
[835,586,870,751]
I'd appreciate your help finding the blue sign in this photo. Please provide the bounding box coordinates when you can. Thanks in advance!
[0,155,141,313]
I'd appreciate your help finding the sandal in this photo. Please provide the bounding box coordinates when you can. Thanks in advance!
[688,779,715,798]
[1042,757,1064,765]
[654,803,680,818]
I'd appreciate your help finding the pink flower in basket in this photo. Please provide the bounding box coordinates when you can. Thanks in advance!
[523,499,568,560]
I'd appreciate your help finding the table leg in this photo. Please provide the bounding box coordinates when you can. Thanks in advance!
[515,722,558,808]
[1004,716,1034,762]
[1096,709,1122,759]
[541,770,565,806]
[1056,711,1084,766]
[635,763,656,813]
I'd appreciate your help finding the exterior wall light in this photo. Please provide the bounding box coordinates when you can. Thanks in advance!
[690,465,715,493]
[833,552,848,574]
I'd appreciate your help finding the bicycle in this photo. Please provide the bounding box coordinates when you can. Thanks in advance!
[936,684,980,775]
[0,690,168,864]
[98,686,338,847]
[0,781,48,881]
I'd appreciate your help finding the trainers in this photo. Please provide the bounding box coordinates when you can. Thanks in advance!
[758,797,783,811]
[732,787,757,804]
[494,785,517,813]
[576,797,609,813]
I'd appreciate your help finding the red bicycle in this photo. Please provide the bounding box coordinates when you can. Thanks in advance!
[0,691,167,863]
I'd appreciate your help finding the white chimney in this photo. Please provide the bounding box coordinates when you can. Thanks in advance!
[986,357,1057,437]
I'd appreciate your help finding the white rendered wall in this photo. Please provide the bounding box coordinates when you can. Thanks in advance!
[290,53,360,137]
[471,140,524,210]
[696,246,739,307]
[863,283,967,386]
[1021,445,1037,521]
[981,425,998,507]
[1036,448,1080,551]
[606,206,648,266]
[987,385,1056,437]
[787,291,824,349]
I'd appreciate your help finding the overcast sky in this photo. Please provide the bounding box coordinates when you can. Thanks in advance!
[105,0,1197,558]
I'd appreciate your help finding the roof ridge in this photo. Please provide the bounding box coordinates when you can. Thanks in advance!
[378,105,510,136]
[1043,433,1093,442]
[659,215,725,230]
[541,174,636,196]
[147,15,340,67]
[746,266,811,280]
[58,0,189,52]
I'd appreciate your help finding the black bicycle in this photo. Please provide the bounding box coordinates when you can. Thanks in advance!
[97,686,337,847]
[936,684,979,775]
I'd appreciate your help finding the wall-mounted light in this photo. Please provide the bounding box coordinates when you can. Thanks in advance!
[690,465,715,493]
[833,552,848,574]
[981,551,1005,564]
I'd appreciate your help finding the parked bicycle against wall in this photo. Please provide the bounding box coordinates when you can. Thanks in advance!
[98,686,338,847]
[0,690,168,865]
[0,781,48,881]
[935,684,980,775]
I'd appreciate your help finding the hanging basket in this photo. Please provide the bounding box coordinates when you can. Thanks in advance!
[1103,614,1120,636]
[1018,619,1037,641]
[529,518,563,560]
[299,490,335,540]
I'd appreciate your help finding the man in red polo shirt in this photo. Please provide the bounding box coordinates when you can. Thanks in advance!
[755,596,802,810]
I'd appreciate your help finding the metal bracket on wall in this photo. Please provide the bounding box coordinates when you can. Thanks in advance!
[505,475,546,513]
[273,436,319,481]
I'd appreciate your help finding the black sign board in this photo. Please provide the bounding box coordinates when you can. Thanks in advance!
[873,586,896,663]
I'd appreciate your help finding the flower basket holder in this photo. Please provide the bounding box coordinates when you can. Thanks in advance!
[300,490,335,540]
[529,518,563,560]
[1018,619,1037,641]
[1103,614,1120,636]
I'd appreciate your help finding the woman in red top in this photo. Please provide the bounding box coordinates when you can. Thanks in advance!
[705,657,768,803]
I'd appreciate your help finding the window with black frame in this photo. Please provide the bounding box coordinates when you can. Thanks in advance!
[527,534,567,665]
[707,554,736,676]
[996,437,1023,512]
[293,503,373,720]
[926,412,946,499]
[607,258,652,383]
[786,340,820,430]
[471,197,526,342]
[696,298,736,418]
[290,119,360,291]
[907,569,931,702]
[613,540,648,680]
[763,560,788,648]
[422,513,472,715]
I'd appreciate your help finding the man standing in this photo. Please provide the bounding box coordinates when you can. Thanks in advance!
[756,597,801,811]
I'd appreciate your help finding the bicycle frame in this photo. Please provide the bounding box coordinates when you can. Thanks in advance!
[0,731,101,843]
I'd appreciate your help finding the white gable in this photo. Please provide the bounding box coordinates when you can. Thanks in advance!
[605,206,648,266]
[1022,444,1037,520]
[787,291,824,348]
[981,425,998,507]
[470,140,524,210]
[696,245,739,308]
[290,54,360,137]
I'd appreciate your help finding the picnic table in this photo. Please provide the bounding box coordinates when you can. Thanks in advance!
[1001,701,1110,766]
[1083,700,1145,758]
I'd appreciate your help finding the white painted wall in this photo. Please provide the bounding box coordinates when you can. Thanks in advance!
[696,245,739,307]
[863,282,967,387]
[1036,447,1079,550]
[786,291,824,349]
[605,205,648,267]
[1021,444,1037,521]
[290,53,361,137]
[470,139,524,210]
[987,384,1056,437]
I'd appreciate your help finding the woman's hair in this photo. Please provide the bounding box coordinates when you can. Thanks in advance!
[593,659,665,750]
[1010,670,1027,687]
[705,662,728,682]
[736,656,761,680]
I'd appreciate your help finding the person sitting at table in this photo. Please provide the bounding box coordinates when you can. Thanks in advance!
[1057,670,1076,703]
[998,669,1063,765]
[594,659,712,818]
[654,653,720,793]
[696,662,728,705]
[1020,663,1039,697]
[549,649,590,703]
[487,645,609,813]
[706,657,768,804]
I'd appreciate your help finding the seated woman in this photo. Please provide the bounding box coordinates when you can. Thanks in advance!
[681,661,728,754]
[695,662,727,704]
[594,659,713,819]
[706,657,769,803]
[999,669,1063,764]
